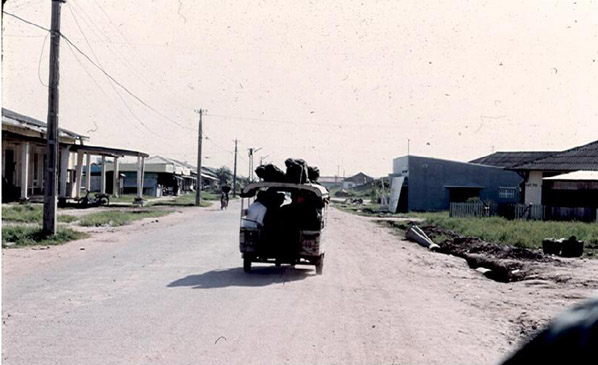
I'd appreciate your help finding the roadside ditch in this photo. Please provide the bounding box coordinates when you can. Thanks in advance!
[381,220,559,283]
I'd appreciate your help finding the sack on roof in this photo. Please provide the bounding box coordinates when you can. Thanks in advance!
[255,164,286,183]
[284,158,309,184]
[308,166,320,183]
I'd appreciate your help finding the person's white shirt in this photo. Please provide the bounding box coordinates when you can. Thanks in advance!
[243,200,267,228]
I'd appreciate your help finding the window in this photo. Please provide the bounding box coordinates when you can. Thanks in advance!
[499,187,516,199]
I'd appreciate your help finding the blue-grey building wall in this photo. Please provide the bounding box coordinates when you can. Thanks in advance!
[392,155,522,212]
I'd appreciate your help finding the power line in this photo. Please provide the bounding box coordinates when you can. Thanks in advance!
[73,0,197,115]
[3,11,50,32]
[62,39,154,139]
[4,10,195,133]
[66,3,102,64]
[59,33,194,131]
[37,32,50,87]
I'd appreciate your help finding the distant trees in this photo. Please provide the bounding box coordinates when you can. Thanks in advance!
[215,166,233,186]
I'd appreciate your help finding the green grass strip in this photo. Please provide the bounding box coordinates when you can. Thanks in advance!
[2,226,89,248]
[78,209,172,227]
[2,204,78,223]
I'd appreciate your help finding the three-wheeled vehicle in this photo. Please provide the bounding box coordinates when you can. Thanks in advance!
[239,182,329,274]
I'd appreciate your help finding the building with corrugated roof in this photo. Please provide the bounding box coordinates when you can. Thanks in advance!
[2,108,148,203]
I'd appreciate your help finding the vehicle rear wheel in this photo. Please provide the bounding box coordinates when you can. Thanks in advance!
[315,254,324,275]
[243,257,252,273]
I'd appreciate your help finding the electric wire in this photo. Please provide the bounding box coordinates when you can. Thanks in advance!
[6,9,195,133]
[37,32,50,87]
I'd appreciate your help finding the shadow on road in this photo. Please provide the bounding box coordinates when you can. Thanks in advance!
[167,266,314,289]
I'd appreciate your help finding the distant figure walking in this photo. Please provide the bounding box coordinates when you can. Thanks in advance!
[220,185,231,210]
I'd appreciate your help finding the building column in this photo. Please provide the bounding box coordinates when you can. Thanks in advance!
[100,156,106,194]
[20,143,30,201]
[112,157,119,197]
[134,156,145,204]
[140,156,145,192]
[85,153,92,192]
[75,151,84,199]
[524,170,543,205]
[59,146,70,197]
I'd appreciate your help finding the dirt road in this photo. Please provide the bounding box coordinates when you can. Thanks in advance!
[3,202,597,364]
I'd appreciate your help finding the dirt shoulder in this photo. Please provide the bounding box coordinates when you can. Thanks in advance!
[366,214,598,351]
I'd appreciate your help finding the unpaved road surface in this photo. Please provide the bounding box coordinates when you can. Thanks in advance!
[3,202,597,364]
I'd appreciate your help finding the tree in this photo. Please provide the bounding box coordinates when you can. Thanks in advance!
[215,166,232,186]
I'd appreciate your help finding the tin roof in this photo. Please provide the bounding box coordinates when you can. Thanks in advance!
[469,151,557,168]
[511,140,598,171]
[2,108,89,141]
[543,171,598,181]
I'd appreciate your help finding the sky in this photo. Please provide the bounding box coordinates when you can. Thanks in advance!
[2,0,598,177]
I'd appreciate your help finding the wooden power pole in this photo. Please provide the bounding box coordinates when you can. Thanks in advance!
[195,109,203,206]
[43,0,65,235]
[232,139,238,197]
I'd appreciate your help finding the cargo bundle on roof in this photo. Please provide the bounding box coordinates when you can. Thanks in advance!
[254,158,322,185]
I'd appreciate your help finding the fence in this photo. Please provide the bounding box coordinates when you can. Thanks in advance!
[546,206,597,222]
[449,203,597,222]
[514,204,545,220]
[449,202,497,218]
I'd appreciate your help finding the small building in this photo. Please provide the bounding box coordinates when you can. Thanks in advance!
[543,171,598,207]
[342,172,374,189]
[168,158,219,190]
[2,108,87,202]
[389,155,522,212]
[116,156,218,197]
[510,141,598,213]
[2,108,148,203]
[318,176,342,189]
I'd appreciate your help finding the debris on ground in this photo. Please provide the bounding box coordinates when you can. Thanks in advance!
[542,237,584,257]
[405,225,440,251]
[383,220,558,283]
[343,198,363,205]
[334,189,351,197]
[425,227,553,283]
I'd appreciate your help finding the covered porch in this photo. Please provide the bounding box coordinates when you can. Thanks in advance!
[69,145,149,205]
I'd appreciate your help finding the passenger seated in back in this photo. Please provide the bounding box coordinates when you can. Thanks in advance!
[261,192,286,248]
[242,191,268,229]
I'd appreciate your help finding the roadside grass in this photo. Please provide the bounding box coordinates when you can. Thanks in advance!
[418,213,598,250]
[202,191,221,201]
[148,193,212,207]
[2,225,89,248]
[338,205,598,255]
[109,194,160,204]
[78,209,173,227]
[2,204,78,223]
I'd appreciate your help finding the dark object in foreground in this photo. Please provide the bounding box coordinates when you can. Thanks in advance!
[77,191,110,208]
[502,296,598,365]
[255,164,286,183]
[542,236,584,257]
[284,158,309,184]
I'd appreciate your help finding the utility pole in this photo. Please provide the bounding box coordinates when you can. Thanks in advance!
[195,109,204,206]
[43,0,65,235]
[248,148,253,183]
[259,155,268,166]
[232,139,238,197]
[248,147,261,182]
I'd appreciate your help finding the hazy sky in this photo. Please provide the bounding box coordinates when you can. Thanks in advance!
[3,0,598,177]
